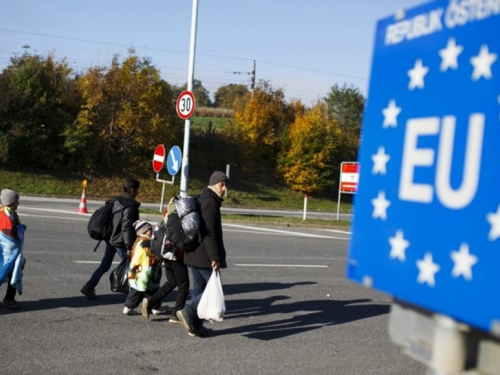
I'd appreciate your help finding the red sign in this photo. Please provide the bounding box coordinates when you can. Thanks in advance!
[340,162,359,192]
[152,144,166,173]
[176,91,196,120]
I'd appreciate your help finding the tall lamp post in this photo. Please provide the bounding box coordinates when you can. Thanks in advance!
[179,0,199,197]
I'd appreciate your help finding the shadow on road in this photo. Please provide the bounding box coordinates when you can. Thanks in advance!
[0,293,126,314]
[1,282,389,341]
[216,296,390,341]
[0,281,314,315]
[224,281,316,296]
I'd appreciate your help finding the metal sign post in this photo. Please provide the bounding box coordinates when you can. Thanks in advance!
[303,194,308,220]
[156,173,175,213]
[224,164,230,199]
[179,0,199,198]
[337,162,359,220]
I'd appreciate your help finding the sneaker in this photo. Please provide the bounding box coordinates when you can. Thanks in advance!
[169,314,181,324]
[2,299,21,310]
[192,326,214,337]
[152,309,162,316]
[80,285,99,300]
[123,306,134,315]
[141,298,150,319]
[176,309,194,336]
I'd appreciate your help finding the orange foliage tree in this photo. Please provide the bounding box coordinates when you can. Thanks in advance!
[226,81,293,172]
[71,50,181,174]
[278,102,338,194]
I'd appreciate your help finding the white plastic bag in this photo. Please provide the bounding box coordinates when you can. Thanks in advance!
[197,270,225,322]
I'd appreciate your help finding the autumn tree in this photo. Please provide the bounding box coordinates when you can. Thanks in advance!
[72,50,181,173]
[226,81,293,172]
[214,84,250,109]
[278,101,337,194]
[0,52,81,169]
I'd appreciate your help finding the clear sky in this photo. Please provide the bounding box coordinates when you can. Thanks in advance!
[0,0,428,105]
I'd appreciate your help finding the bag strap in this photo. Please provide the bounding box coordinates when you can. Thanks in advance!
[93,239,103,252]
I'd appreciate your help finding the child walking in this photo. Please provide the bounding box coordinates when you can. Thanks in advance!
[141,209,190,322]
[123,220,162,315]
[0,189,26,310]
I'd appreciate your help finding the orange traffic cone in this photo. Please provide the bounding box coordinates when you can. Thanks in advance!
[77,187,89,214]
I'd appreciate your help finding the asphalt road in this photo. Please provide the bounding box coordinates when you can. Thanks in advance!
[0,197,425,375]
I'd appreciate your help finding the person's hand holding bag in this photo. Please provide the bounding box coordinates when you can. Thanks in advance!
[197,269,225,322]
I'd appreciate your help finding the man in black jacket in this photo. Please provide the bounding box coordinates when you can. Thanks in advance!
[81,177,141,300]
[177,171,227,337]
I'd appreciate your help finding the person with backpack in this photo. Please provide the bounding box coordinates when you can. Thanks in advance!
[141,209,190,322]
[176,171,228,337]
[81,177,141,300]
[0,189,26,310]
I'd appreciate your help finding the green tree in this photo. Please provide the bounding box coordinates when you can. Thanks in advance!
[190,121,238,172]
[0,52,81,169]
[214,84,249,109]
[324,84,365,164]
[174,79,211,108]
[73,50,182,174]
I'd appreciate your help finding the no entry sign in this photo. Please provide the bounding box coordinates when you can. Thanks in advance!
[152,144,166,173]
[176,91,195,120]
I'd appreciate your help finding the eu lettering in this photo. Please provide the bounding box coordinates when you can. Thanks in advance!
[399,113,484,209]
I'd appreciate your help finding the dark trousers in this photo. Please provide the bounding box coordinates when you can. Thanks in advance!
[125,287,160,309]
[149,260,189,314]
[3,271,16,301]
[86,242,126,289]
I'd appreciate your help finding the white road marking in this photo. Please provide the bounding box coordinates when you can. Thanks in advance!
[19,210,350,240]
[234,264,328,268]
[74,261,331,268]
[75,261,121,264]
[19,207,91,216]
[223,223,348,240]
[19,213,89,221]
[315,228,352,234]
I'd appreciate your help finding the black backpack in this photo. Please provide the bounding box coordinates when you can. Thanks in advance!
[87,198,115,251]
[150,218,175,261]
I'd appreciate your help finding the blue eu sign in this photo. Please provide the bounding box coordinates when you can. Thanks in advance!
[347,0,500,335]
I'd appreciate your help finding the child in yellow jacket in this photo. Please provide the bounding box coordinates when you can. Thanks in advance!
[123,220,162,315]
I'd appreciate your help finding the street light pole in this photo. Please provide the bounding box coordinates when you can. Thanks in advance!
[179,0,199,198]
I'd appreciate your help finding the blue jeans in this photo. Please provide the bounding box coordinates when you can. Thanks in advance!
[86,242,126,289]
[184,266,213,329]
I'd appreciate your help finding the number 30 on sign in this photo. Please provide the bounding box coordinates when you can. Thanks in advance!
[176,91,196,120]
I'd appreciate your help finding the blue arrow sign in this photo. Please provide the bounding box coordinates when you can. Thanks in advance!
[347,0,500,335]
[167,146,182,176]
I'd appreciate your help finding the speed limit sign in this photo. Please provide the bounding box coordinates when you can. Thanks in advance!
[176,90,196,120]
